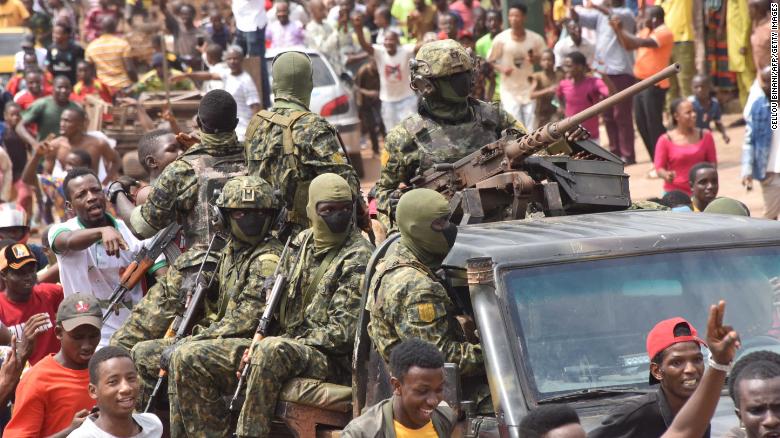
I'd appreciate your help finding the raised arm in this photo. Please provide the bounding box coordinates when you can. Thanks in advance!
[14,122,39,151]
[661,301,740,438]
[351,13,374,55]
[609,16,657,51]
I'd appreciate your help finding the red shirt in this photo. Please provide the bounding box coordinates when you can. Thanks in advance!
[0,283,63,365]
[654,130,717,194]
[4,355,93,438]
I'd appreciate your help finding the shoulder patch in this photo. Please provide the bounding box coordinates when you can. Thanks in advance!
[417,303,436,322]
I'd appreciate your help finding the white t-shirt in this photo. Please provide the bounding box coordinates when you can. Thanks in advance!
[221,71,261,141]
[373,44,415,103]
[204,62,229,92]
[488,28,547,105]
[48,215,164,347]
[231,0,267,32]
[67,413,163,438]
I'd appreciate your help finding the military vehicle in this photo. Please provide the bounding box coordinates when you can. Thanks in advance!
[251,63,777,437]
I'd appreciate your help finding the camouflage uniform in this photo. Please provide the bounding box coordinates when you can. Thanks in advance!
[367,242,483,376]
[235,228,374,438]
[131,176,281,414]
[112,135,245,351]
[375,40,526,227]
[244,51,360,233]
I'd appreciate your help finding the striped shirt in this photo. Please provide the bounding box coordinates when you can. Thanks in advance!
[85,34,132,89]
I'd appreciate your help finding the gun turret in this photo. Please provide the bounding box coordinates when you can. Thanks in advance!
[411,64,681,224]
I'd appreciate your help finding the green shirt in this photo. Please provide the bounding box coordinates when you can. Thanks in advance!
[475,33,500,101]
[22,96,81,141]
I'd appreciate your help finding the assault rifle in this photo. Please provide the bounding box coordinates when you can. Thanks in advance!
[228,235,293,412]
[102,222,182,322]
[144,232,225,413]
[410,64,681,224]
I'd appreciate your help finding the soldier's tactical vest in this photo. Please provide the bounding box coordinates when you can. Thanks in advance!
[245,109,316,227]
[402,100,502,173]
[180,151,246,251]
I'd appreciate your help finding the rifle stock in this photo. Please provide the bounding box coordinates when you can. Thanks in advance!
[228,236,293,412]
[144,232,224,413]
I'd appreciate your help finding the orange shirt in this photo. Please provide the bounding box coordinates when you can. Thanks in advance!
[633,25,674,89]
[4,355,94,438]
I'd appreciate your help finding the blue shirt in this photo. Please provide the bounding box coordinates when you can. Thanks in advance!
[689,95,722,130]
[741,95,773,180]
[577,7,635,75]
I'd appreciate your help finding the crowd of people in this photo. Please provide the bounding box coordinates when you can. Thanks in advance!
[0,0,776,435]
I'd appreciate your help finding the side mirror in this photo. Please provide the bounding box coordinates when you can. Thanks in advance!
[340,72,354,86]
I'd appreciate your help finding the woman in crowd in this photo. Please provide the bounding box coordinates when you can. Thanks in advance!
[654,99,717,196]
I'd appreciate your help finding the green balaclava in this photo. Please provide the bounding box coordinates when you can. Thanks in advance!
[306,173,354,254]
[272,51,314,109]
[397,188,458,269]
[702,197,750,216]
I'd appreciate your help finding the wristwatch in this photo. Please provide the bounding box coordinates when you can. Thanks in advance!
[107,181,128,204]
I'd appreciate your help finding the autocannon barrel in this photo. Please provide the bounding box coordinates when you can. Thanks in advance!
[505,63,681,164]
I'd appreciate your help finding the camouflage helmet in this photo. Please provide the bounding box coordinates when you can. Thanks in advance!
[214,176,278,210]
[411,39,474,79]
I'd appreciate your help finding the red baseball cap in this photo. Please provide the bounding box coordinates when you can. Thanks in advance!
[646,317,706,384]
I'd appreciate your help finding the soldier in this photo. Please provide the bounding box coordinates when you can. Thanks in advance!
[235,173,374,438]
[132,176,284,413]
[367,188,485,405]
[109,89,245,352]
[374,39,588,227]
[244,51,361,236]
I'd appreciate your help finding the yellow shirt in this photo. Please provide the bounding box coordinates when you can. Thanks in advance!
[0,0,30,27]
[725,0,752,72]
[85,34,133,89]
[394,420,438,438]
[659,0,694,42]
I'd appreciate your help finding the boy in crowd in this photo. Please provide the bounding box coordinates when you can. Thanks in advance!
[129,129,182,206]
[689,162,718,212]
[341,338,456,437]
[4,293,102,437]
[68,346,163,437]
[725,351,780,438]
[0,243,63,365]
[529,49,561,128]
[689,75,730,144]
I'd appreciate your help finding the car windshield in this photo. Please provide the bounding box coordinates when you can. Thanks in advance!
[503,246,780,401]
[265,53,335,88]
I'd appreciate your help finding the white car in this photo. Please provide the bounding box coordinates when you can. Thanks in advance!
[265,47,365,177]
